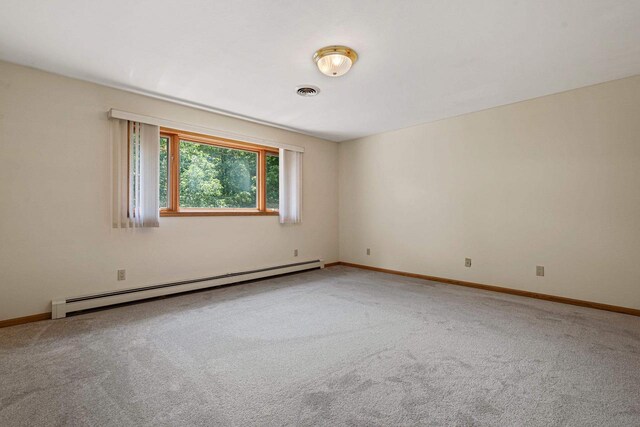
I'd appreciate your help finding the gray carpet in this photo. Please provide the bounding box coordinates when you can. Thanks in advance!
[1,266,639,426]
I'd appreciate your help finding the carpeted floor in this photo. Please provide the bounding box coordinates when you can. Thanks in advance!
[1,266,639,426]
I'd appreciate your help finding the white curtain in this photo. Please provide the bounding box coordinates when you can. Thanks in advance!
[111,119,129,228]
[279,148,302,224]
[111,119,160,228]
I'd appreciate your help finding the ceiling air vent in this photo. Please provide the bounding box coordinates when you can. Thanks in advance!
[296,85,320,97]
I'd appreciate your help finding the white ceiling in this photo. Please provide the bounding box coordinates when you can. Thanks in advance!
[1,1,640,142]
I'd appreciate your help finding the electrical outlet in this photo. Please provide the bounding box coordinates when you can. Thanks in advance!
[465,258,472,267]
[117,269,126,281]
[294,249,298,257]
[366,248,371,255]
[536,266,545,277]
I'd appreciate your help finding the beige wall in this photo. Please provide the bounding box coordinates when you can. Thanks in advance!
[2,59,639,320]
[339,75,640,310]
[0,61,339,321]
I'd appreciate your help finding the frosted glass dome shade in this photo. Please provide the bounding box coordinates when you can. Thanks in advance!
[313,46,358,77]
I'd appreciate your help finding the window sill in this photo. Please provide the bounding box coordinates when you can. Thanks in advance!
[160,209,279,217]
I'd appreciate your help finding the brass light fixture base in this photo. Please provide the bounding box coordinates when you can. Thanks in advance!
[313,45,359,65]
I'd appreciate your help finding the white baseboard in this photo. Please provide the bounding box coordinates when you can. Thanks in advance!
[52,259,324,319]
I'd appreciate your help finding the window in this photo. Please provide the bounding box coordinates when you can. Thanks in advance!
[159,136,169,209]
[159,128,279,216]
[266,152,279,210]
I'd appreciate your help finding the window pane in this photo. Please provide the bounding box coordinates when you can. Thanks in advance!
[179,140,257,208]
[159,137,169,208]
[266,153,279,210]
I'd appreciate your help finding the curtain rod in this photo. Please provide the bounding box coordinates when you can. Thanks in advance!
[108,109,305,153]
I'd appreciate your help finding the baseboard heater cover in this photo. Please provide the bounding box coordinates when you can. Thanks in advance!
[52,259,324,319]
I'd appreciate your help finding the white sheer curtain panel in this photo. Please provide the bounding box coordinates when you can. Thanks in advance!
[111,120,160,228]
[279,148,303,224]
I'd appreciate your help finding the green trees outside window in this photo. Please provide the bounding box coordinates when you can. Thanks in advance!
[179,141,257,208]
[266,153,279,210]
[158,133,279,214]
[159,137,169,208]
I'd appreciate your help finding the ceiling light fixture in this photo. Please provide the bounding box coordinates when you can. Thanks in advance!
[313,45,358,77]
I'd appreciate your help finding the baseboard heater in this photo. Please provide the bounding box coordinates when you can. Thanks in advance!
[51,259,324,319]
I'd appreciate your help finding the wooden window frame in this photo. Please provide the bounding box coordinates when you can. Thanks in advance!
[159,127,279,217]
